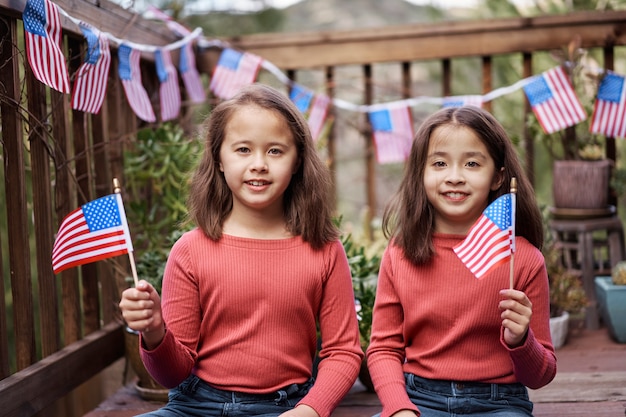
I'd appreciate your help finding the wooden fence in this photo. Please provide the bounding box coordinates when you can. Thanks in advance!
[1,1,626,415]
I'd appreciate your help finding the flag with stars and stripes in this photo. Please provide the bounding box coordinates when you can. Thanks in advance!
[442,95,483,108]
[368,104,414,164]
[23,0,70,93]
[590,71,626,139]
[522,66,586,134]
[52,194,134,274]
[290,83,314,113]
[118,44,156,122]
[290,84,331,142]
[179,41,206,103]
[71,24,111,114]
[155,48,181,121]
[454,193,516,280]
[209,48,263,100]
[307,94,331,142]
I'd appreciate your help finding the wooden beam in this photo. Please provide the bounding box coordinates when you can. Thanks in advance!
[221,10,626,69]
[0,322,125,417]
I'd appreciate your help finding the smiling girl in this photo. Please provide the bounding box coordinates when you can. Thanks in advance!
[119,84,362,417]
[367,106,556,417]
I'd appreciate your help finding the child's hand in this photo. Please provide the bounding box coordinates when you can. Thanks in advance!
[498,289,532,348]
[119,280,165,349]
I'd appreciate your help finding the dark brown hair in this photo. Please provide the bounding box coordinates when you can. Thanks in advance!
[382,106,543,265]
[187,83,339,249]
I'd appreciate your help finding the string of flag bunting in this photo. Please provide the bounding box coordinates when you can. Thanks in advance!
[22,0,626,165]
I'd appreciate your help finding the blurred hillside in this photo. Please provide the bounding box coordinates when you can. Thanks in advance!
[184,0,477,36]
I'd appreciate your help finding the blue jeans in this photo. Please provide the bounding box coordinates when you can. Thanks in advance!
[373,373,533,417]
[136,374,314,417]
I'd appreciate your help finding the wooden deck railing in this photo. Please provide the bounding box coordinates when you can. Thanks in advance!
[1,1,626,415]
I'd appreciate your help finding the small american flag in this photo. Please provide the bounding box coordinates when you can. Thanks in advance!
[118,44,156,122]
[307,94,331,142]
[180,41,206,104]
[443,95,483,108]
[209,48,262,100]
[71,24,111,114]
[290,83,314,113]
[523,66,586,134]
[155,49,181,121]
[52,194,133,274]
[590,71,626,139]
[23,0,70,93]
[454,193,516,280]
[368,104,414,164]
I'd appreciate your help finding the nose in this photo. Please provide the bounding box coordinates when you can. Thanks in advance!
[250,152,268,172]
[445,165,465,184]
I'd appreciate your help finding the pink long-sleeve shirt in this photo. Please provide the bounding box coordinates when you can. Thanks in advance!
[140,229,363,417]
[367,233,557,417]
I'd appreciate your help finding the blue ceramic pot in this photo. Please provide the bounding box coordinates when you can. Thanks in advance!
[595,276,626,343]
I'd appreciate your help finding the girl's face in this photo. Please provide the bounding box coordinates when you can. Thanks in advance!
[424,124,503,235]
[219,105,299,218]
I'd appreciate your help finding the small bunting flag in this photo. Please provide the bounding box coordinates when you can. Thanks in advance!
[71,24,111,114]
[23,0,70,93]
[307,94,331,142]
[443,95,483,108]
[590,71,626,139]
[155,49,181,121]
[523,66,586,134]
[180,41,206,104]
[118,44,156,122]
[290,84,314,113]
[368,104,414,164]
[210,48,263,100]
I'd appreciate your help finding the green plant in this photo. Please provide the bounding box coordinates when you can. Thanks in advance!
[610,167,626,198]
[338,219,385,350]
[124,123,198,290]
[124,123,199,253]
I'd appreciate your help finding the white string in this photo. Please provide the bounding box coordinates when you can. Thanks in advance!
[52,1,608,114]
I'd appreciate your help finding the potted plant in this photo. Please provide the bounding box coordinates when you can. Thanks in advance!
[339,220,385,392]
[528,37,611,211]
[595,263,626,343]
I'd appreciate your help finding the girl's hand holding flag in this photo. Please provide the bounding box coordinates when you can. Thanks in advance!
[119,280,165,349]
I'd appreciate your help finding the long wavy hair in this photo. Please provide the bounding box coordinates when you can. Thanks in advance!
[187,83,339,249]
[382,106,544,266]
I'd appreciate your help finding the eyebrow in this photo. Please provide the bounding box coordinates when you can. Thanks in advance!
[428,150,488,159]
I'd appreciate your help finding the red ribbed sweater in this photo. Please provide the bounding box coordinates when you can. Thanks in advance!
[367,233,557,417]
[140,229,363,417]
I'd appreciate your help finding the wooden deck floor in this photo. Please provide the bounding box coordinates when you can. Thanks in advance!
[85,322,626,417]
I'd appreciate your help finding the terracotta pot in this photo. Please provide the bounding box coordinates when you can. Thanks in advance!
[124,327,169,402]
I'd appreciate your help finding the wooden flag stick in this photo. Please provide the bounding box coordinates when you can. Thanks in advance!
[509,177,517,290]
[113,178,139,287]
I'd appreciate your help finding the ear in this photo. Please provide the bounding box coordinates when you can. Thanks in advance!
[491,167,505,191]
[219,161,224,172]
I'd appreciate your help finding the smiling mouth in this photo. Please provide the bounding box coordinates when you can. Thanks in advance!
[444,192,466,199]
[246,180,270,186]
